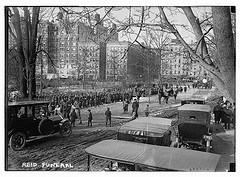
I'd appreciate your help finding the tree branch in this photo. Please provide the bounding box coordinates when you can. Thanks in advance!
[194,26,213,54]
[159,6,222,79]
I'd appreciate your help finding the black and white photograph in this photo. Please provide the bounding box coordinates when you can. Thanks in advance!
[3,1,236,173]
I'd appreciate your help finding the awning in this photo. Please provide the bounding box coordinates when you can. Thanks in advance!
[119,117,172,136]
[85,140,221,171]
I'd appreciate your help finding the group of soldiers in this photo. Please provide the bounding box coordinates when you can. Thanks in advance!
[39,88,136,127]
[46,89,134,111]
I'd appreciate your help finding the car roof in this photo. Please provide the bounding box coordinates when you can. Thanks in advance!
[8,100,50,107]
[119,117,172,135]
[178,104,211,112]
[85,139,221,171]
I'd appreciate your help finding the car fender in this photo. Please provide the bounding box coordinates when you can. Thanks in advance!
[8,128,27,140]
[59,118,70,126]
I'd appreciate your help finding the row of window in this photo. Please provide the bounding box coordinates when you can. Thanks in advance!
[107,64,126,69]
[164,71,197,76]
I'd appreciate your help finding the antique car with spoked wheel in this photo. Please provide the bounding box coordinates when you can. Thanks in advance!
[175,104,212,152]
[7,100,72,151]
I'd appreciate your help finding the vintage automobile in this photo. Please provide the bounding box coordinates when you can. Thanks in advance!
[181,97,206,105]
[85,139,233,171]
[117,117,173,146]
[7,100,72,151]
[176,104,212,151]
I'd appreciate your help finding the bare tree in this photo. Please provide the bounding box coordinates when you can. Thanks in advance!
[8,7,40,99]
[158,6,235,102]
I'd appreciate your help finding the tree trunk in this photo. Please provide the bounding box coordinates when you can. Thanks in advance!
[28,62,36,99]
[9,7,40,100]
[212,7,235,102]
[19,61,28,98]
[11,8,28,98]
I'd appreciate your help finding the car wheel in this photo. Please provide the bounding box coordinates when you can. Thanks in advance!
[60,121,72,137]
[9,132,26,151]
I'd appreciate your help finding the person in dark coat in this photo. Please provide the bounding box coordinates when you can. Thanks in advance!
[173,89,178,102]
[222,101,233,129]
[123,99,129,113]
[132,99,139,119]
[213,101,223,124]
[69,107,77,127]
[158,87,164,104]
[105,107,112,127]
[87,109,93,127]
[62,99,68,119]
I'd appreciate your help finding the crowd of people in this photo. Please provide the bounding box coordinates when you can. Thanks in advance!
[44,88,134,126]
[10,83,234,131]
[213,97,235,130]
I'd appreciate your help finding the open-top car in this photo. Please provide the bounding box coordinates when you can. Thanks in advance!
[7,100,72,151]
[176,104,212,151]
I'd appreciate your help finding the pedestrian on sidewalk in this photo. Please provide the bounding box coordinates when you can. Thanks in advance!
[132,99,139,119]
[87,109,93,126]
[123,99,129,113]
[222,101,233,130]
[213,101,222,124]
[144,104,150,117]
[105,107,112,127]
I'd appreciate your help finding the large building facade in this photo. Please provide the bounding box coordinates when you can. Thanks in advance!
[36,14,118,81]
[161,39,209,83]
[35,16,209,85]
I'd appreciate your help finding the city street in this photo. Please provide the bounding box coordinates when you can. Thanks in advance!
[6,88,235,171]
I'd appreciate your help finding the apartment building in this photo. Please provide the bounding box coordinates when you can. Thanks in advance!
[36,14,118,81]
[161,39,209,82]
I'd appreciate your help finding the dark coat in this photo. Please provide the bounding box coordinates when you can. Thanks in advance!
[132,101,139,111]
[70,109,77,122]
[105,110,112,120]
[88,112,93,121]
[213,104,223,121]
[222,107,233,123]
